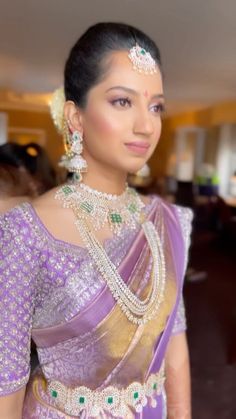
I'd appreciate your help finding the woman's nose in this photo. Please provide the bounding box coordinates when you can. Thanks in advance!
[133,109,155,137]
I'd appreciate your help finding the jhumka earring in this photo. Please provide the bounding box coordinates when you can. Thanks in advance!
[50,87,88,183]
[128,44,157,75]
[59,125,88,183]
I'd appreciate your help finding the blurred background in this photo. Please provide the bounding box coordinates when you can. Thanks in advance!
[0,0,236,417]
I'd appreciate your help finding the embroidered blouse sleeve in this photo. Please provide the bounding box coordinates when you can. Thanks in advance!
[0,207,40,396]
[171,206,193,335]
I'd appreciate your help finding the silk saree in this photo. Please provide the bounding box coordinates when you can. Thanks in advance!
[0,196,192,418]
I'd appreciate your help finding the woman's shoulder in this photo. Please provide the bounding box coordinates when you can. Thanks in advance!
[32,186,59,209]
[0,202,34,243]
[153,195,193,223]
[143,194,193,241]
[0,201,28,229]
[0,193,54,251]
[172,203,194,224]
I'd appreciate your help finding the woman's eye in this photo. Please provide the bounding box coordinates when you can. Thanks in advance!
[151,103,165,114]
[111,98,131,108]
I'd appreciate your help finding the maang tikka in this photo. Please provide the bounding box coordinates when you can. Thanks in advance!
[128,44,157,75]
[50,87,88,182]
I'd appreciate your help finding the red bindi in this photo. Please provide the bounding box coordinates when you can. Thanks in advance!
[143,90,149,98]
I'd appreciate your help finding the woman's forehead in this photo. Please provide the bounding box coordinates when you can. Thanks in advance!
[95,50,163,95]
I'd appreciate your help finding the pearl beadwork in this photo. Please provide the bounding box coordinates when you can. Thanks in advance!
[48,362,165,417]
[76,219,166,325]
[55,183,166,326]
[55,183,145,235]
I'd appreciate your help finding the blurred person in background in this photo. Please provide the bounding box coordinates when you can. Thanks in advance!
[0,142,56,214]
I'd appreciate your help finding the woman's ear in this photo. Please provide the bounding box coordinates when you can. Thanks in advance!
[64,101,83,134]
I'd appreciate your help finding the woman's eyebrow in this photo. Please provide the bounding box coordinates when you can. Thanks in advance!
[106,85,164,100]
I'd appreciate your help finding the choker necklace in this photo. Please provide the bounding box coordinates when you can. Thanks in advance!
[55,183,145,235]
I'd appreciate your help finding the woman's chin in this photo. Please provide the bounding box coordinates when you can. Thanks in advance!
[127,164,147,175]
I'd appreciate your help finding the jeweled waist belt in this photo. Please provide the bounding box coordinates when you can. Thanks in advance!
[47,363,165,417]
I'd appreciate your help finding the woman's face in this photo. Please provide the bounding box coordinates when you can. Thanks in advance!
[78,50,164,175]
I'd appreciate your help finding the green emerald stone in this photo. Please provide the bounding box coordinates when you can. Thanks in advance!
[73,173,81,182]
[80,201,93,213]
[128,203,137,213]
[79,396,85,404]
[107,396,113,404]
[62,185,73,195]
[141,49,146,55]
[153,383,157,390]
[134,391,139,399]
[51,390,58,398]
[110,213,122,224]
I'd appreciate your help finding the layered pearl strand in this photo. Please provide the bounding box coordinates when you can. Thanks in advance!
[55,183,166,325]
[76,218,166,325]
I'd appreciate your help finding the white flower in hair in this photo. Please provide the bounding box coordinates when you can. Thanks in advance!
[50,87,65,134]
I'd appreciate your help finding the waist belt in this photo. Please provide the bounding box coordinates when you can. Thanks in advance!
[47,363,165,417]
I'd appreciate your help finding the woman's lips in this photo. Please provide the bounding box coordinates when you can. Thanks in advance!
[124,142,150,155]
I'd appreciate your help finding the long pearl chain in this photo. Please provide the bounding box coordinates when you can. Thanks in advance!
[75,217,166,325]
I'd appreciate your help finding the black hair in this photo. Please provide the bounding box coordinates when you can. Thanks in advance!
[0,142,56,195]
[64,22,161,108]
[0,142,27,168]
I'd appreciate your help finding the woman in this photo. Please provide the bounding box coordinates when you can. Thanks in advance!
[0,23,192,418]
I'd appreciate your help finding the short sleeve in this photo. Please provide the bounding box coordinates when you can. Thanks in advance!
[0,208,40,396]
[171,205,193,335]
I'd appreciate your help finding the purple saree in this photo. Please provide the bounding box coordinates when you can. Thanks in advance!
[0,196,192,418]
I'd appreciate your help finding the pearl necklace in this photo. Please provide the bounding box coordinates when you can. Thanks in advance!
[55,183,166,325]
[55,183,145,235]
[76,218,166,325]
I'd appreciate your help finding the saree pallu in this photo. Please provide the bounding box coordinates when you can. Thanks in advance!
[22,200,186,419]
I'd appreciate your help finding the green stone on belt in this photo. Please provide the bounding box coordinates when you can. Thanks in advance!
[51,390,58,398]
[153,383,157,390]
[80,201,93,213]
[110,213,122,224]
[79,396,85,404]
[107,396,113,404]
[133,391,139,399]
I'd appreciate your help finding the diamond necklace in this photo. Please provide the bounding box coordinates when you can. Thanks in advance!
[55,182,146,235]
[55,183,166,325]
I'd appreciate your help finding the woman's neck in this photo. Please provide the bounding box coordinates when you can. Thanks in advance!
[0,195,31,214]
[81,171,127,196]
